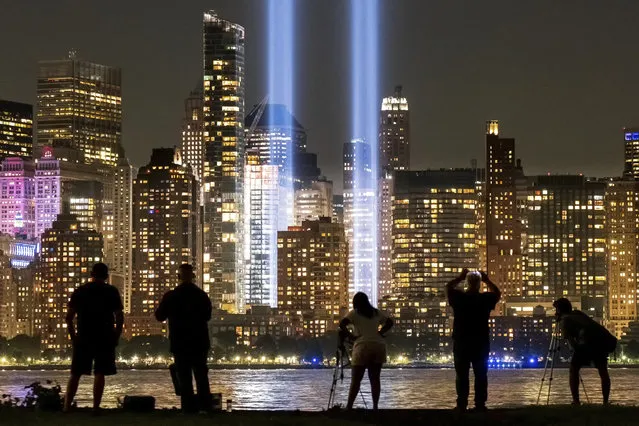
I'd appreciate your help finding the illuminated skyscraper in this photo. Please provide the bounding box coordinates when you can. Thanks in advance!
[393,169,478,296]
[485,120,522,304]
[111,155,136,313]
[294,179,333,225]
[0,251,13,338]
[38,213,103,353]
[522,175,606,318]
[0,100,33,160]
[245,103,307,173]
[0,157,35,239]
[378,171,394,298]
[64,180,104,231]
[277,218,349,337]
[624,127,639,180]
[129,148,199,337]
[202,11,245,311]
[605,179,639,338]
[34,146,105,239]
[37,53,122,167]
[243,151,280,308]
[332,195,344,224]
[379,85,409,171]
[343,138,376,303]
[181,88,204,182]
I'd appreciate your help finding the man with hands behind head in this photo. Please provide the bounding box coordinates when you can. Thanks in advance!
[446,269,501,412]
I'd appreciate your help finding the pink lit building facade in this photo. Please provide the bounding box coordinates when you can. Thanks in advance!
[0,157,35,238]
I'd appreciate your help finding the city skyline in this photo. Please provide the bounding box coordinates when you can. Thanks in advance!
[2,1,639,192]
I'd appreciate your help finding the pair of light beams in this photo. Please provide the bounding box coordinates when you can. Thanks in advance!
[266,0,379,305]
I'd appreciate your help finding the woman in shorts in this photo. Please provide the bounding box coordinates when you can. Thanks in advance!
[340,292,394,410]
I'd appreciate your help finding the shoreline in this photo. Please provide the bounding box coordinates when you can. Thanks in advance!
[2,363,639,371]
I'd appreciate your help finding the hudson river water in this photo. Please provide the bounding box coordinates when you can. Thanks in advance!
[1,368,638,410]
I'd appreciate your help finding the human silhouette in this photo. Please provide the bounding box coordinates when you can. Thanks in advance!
[64,262,124,413]
[155,264,213,413]
[339,292,394,410]
[553,298,616,405]
[446,269,501,412]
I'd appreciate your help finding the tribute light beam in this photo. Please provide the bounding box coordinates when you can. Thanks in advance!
[266,0,295,307]
[350,0,380,304]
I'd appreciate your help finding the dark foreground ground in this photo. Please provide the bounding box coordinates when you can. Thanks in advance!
[3,406,639,426]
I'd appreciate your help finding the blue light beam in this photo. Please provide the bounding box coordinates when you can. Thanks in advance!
[267,0,295,308]
[350,0,380,305]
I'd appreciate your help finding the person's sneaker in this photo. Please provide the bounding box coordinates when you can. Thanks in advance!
[571,400,581,406]
[470,405,488,413]
[453,405,467,413]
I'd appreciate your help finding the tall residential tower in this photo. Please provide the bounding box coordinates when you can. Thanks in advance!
[202,11,246,311]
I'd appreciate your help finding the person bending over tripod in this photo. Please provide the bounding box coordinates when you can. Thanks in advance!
[446,269,501,412]
[339,292,393,410]
[553,298,616,405]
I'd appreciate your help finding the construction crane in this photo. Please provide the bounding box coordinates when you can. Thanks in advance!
[246,95,269,140]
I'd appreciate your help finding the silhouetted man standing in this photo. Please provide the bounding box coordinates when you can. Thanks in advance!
[446,269,501,412]
[156,264,213,413]
[64,263,124,413]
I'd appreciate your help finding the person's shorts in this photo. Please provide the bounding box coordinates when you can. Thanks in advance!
[351,341,386,367]
[71,343,117,376]
[571,349,608,369]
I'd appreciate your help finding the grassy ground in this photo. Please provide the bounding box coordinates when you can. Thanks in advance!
[3,406,639,426]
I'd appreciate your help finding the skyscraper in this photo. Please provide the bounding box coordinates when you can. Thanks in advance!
[606,179,639,337]
[393,169,478,296]
[485,120,522,304]
[293,179,333,225]
[37,53,122,168]
[379,86,410,172]
[202,11,245,311]
[343,138,376,303]
[34,146,105,239]
[245,103,307,173]
[0,157,35,239]
[181,88,204,182]
[378,171,394,298]
[38,213,103,353]
[111,156,136,314]
[624,127,639,180]
[277,218,349,337]
[243,151,280,308]
[129,148,199,337]
[64,180,104,231]
[522,175,606,318]
[0,100,33,160]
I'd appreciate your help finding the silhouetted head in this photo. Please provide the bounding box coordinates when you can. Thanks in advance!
[178,264,195,284]
[466,271,481,293]
[353,292,376,319]
[91,263,109,282]
[553,298,573,317]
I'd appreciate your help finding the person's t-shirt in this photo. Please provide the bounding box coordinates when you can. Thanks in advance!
[447,289,499,343]
[155,283,213,355]
[68,281,123,347]
[345,309,389,346]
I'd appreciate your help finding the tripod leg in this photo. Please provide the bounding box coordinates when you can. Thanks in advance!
[537,333,555,405]
[547,329,560,406]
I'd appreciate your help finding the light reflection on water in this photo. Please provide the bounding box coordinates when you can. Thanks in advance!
[0,368,636,410]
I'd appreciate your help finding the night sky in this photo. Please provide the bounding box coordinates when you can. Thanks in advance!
[2,0,639,192]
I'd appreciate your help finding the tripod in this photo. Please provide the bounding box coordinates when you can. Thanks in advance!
[537,322,589,405]
[327,343,367,410]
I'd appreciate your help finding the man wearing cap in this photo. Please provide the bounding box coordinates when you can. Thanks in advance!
[446,269,501,412]
[64,262,124,413]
